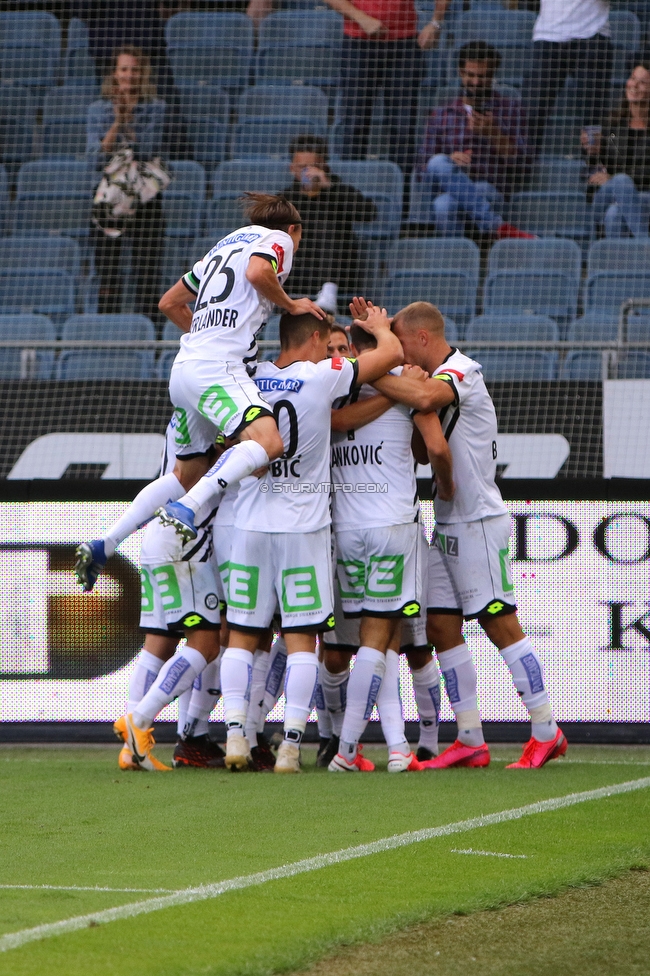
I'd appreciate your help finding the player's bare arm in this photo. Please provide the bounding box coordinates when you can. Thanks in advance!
[414,410,455,501]
[353,306,404,383]
[158,278,194,332]
[246,256,325,318]
[330,393,394,433]
[372,371,455,412]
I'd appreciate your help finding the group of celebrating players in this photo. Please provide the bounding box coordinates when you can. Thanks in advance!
[74,191,567,774]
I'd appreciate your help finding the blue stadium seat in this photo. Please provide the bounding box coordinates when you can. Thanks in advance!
[540,116,583,156]
[559,351,604,381]
[163,162,206,237]
[12,160,95,237]
[487,239,582,279]
[443,317,459,343]
[0,270,75,327]
[162,320,183,343]
[330,161,403,239]
[0,166,8,235]
[231,118,326,160]
[260,313,281,342]
[0,236,82,307]
[530,156,588,192]
[165,13,254,90]
[161,239,190,291]
[42,85,100,158]
[0,313,55,379]
[157,348,178,381]
[211,160,290,199]
[205,198,255,239]
[587,239,650,276]
[381,271,477,323]
[237,86,329,128]
[449,9,535,87]
[505,192,590,240]
[609,11,642,85]
[389,238,480,277]
[483,271,579,323]
[0,12,61,92]
[175,83,231,167]
[616,352,650,379]
[585,272,650,312]
[626,312,650,342]
[466,313,559,343]
[256,10,343,87]
[567,312,618,343]
[61,314,156,342]
[0,86,37,167]
[472,350,556,381]
[56,350,154,381]
[64,18,96,86]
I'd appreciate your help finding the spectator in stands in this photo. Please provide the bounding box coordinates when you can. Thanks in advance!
[281,135,378,314]
[520,0,614,155]
[319,0,453,171]
[417,41,534,240]
[587,63,650,238]
[327,323,352,357]
[87,46,166,319]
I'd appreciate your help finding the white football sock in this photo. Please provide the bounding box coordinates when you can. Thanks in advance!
[127,648,164,714]
[132,646,207,729]
[177,687,191,738]
[410,656,441,754]
[340,646,386,760]
[378,649,409,755]
[315,664,334,738]
[500,637,558,742]
[184,658,222,738]
[180,442,270,515]
[104,474,184,556]
[437,644,484,748]
[320,664,349,737]
[283,652,319,743]
[259,636,287,732]
[220,647,254,734]
[245,649,270,742]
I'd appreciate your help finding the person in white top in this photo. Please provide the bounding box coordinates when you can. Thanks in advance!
[522,0,613,154]
[219,308,403,774]
[374,301,567,771]
[73,194,324,595]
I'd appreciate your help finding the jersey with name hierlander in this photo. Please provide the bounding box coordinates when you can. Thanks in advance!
[233,357,359,533]
[176,224,294,365]
[331,367,419,531]
[431,348,507,524]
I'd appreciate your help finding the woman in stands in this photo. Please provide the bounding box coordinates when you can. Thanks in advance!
[587,63,650,238]
[87,46,167,320]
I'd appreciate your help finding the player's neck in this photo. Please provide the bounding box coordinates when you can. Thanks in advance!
[275,344,318,368]
[425,341,454,374]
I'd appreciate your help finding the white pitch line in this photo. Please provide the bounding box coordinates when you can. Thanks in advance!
[1,776,649,954]
[451,848,528,859]
[0,885,178,894]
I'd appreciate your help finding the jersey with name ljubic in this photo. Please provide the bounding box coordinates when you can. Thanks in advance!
[331,368,419,531]
[431,348,508,524]
[233,356,359,533]
[176,224,294,366]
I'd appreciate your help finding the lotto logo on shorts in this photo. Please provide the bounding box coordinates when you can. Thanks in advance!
[487,600,505,615]
[152,565,182,609]
[244,406,262,423]
[182,613,203,629]
[228,563,259,609]
[366,555,404,598]
[402,602,421,617]
[281,566,322,614]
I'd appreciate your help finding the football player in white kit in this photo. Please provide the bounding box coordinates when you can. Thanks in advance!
[219,309,403,773]
[74,193,322,590]
[375,301,566,769]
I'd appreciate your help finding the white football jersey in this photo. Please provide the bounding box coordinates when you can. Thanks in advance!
[214,482,238,527]
[176,224,294,365]
[233,356,359,533]
[431,349,508,524]
[331,368,419,531]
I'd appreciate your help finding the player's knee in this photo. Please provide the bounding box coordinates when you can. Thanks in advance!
[404,645,432,671]
[426,613,462,650]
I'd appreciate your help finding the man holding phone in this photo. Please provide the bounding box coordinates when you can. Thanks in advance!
[418,40,534,239]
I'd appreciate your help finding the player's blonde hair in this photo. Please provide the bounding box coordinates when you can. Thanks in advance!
[393,302,446,335]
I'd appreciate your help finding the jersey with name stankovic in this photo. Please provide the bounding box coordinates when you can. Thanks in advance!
[331,368,419,531]
[176,224,294,365]
[432,349,508,524]
[233,356,359,533]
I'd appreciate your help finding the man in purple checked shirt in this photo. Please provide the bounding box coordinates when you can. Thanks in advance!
[418,40,534,240]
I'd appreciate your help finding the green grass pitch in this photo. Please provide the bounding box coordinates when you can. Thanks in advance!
[0,743,649,975]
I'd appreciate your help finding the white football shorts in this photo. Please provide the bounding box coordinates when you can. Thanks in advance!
[169,358,273,452]
[226,526,334,633]
[427,513,517,619]
[140,558,222,632]
[335,522,422,619]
